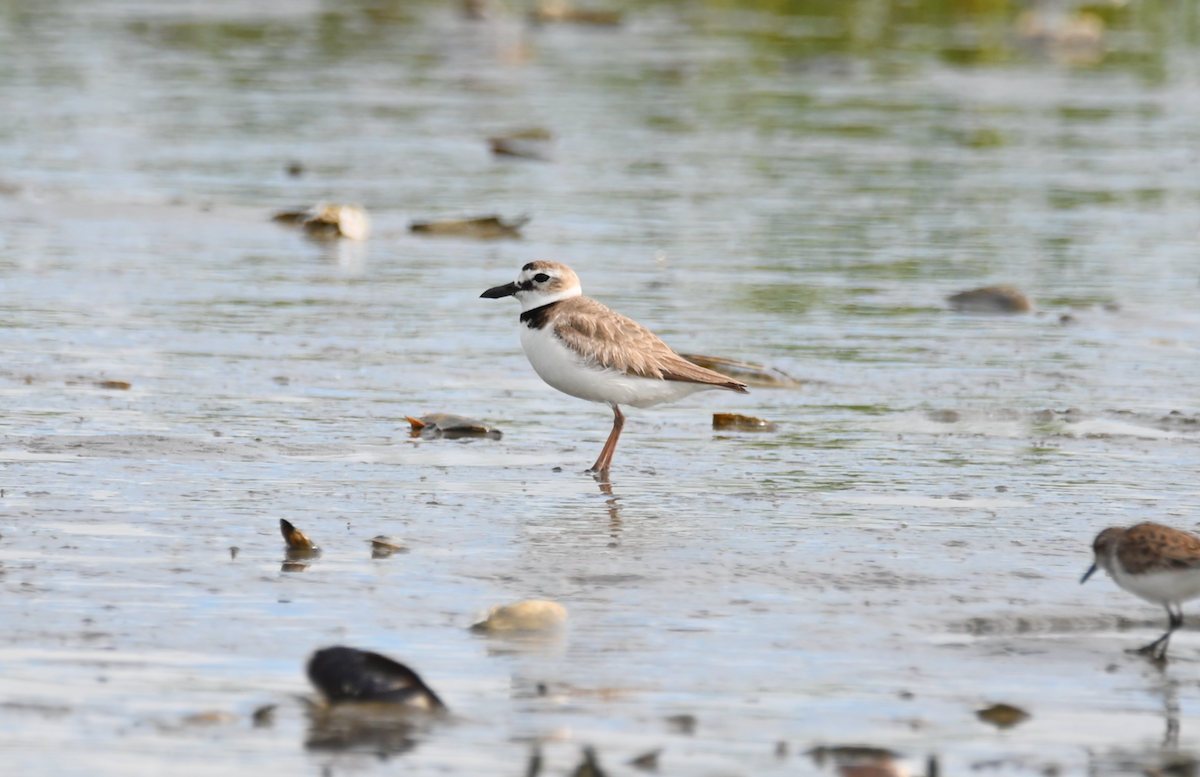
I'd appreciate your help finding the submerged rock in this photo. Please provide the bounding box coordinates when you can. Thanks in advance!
[407,413,502,440]
[370,535,408,558]
[665,714,696,735]
[489,128,553,161]
[281,519,321,571]
[680,354,802,388]
[280,518,318,551]
[307,646,446,710]
[410,215,528,239]
[304,648,445,754]
[712,413,777,432]
[946,286,1032,313]
[273,203,371,241]
[471,599,567,632]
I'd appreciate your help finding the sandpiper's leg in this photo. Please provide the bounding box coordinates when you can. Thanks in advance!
[588,405,625,474]
[1133,605,1183,662]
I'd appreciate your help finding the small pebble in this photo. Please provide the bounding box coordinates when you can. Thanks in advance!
[488,128,553,161]
[665,714,696,735]
[181,711,237,726]
[976,702,1030,729]
[947,285,1032,313]
[629,748,661,770]
[926,409,960,424]
[251,704,276,727]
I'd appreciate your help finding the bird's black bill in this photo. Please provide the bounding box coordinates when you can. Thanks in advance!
[1080,563,1098,584]
[481,281,519,299]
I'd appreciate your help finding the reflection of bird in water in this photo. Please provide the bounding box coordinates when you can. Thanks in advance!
[481,261,748,474]
[304,646,446,754]
[598,481,621,543]
[1082,522,1200,661]
[1084,676,1187,771]
[1159,675,1181,748]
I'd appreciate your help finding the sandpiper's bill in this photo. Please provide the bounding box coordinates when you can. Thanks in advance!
[1082,521,1200,661]
[481,261,749,474]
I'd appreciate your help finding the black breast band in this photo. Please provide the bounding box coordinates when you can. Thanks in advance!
[519,300,562,329]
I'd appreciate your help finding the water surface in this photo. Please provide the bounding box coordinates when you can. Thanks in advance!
[2,1,1200,774]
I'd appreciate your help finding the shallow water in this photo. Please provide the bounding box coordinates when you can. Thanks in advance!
[2,0,1200,774]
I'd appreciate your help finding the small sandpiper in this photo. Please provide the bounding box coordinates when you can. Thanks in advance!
[1082,522,1200,661]
[481,261,749,474]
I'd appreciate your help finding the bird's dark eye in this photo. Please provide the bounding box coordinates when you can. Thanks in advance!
[533,273,550,283]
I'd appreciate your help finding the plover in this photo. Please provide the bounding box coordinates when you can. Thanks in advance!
[481,261,749,473]
[1081,522,1200,661]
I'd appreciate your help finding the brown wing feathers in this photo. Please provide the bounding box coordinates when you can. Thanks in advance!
[552,297,748,392]
[1117,523,1200,574]
[659,361,750,391]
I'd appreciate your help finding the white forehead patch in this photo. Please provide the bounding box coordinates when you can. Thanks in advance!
[512,262,582,309]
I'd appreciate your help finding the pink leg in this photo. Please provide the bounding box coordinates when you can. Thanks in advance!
[588,405,625,474]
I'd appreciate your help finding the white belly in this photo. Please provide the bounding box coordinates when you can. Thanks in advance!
[1111,565,1200,606]
[519,325,713,408]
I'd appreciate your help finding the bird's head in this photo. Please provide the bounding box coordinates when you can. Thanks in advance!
[481,261,582,312]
